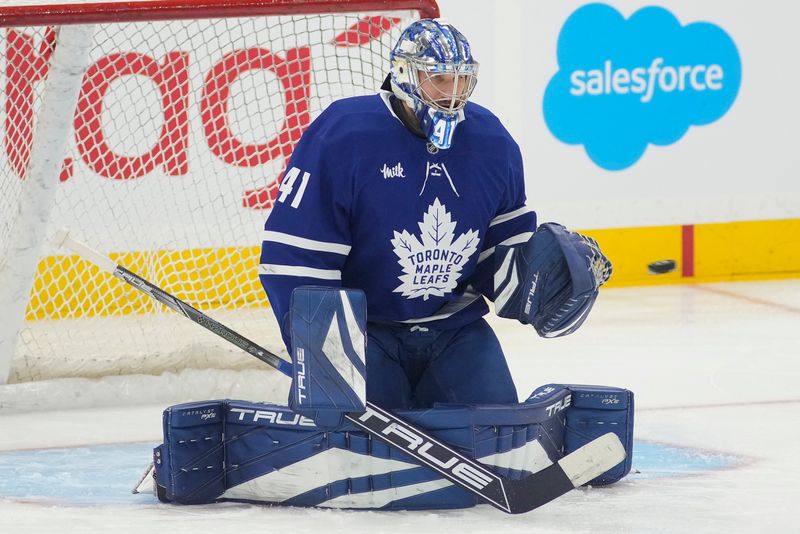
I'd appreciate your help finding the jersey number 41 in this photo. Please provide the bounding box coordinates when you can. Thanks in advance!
[277,167,311,208]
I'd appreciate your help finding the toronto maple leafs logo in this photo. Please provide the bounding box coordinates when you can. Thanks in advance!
[391,198,480,300]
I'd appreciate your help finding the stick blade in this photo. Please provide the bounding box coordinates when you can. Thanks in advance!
[558,432,627,488]
[506,432,626,513]
[48,228,117,273]
[131,462,155,495]
[50,227,70,248]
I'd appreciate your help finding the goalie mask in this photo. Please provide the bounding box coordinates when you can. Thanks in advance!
[390,19,478,150]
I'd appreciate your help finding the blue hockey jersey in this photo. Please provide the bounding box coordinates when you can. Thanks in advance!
[259,91,537,350]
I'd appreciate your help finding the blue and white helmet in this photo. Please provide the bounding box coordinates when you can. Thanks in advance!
[390,19,479,149]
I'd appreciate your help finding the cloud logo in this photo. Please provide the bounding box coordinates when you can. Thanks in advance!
[543,4,741,170]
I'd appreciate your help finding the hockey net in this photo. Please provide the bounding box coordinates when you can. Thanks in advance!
[0,0,438,387]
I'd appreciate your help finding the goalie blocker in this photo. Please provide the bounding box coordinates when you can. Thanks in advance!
[151,384,633,510]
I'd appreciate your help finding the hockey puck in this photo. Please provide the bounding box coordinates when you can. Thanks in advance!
[648,259,677,275]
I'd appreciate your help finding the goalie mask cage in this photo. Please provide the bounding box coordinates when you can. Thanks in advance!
[0,0,439,385]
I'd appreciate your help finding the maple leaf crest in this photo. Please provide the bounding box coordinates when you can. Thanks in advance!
[391,198,480,300]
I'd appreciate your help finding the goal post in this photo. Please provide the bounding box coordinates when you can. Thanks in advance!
[0,23,95,385]
[0,0,439,385]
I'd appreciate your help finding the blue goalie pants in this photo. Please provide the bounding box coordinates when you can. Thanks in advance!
[366,318,518,409]
[153,384,634,510]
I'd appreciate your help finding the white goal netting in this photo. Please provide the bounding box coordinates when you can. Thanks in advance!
[0,1,431,387]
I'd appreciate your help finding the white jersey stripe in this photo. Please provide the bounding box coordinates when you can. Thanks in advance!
[396,289,482,324]
[258,264,341,280]
[397,310,457,324]
[262,231,351,255]
[477,231,534,263]
[493,254,519,311]
[488,206,534,228]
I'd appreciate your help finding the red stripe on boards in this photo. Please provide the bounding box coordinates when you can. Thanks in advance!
[681,225,695,277]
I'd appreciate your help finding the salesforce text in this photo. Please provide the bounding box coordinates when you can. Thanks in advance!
[569,58,724,103]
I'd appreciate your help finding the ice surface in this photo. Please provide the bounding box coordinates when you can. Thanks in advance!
[1,280,799,533]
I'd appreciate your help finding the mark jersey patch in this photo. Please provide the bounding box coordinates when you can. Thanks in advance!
[391,198,480,300]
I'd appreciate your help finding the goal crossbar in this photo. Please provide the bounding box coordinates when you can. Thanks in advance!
[0,0,440,27]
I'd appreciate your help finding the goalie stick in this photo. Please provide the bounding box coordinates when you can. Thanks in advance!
[51,228,625,514]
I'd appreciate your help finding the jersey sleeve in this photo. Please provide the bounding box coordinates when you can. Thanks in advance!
[259,112,352,352]
[470,139,537,300]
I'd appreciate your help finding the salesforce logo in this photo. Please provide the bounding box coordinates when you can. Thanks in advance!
[543,4,741,171]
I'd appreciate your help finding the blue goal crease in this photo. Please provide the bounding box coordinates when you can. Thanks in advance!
[0,440,741,505]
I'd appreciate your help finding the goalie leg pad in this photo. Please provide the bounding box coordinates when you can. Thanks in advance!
[289,286,367,428]
[526,384,634,485]
[153,384,634,509]
[154,397,564,509]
